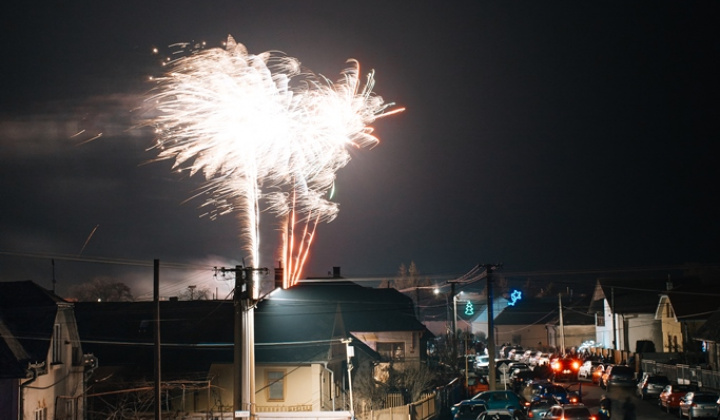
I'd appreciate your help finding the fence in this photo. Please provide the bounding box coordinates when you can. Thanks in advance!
[359,392,437,420]
[641,360,720,391]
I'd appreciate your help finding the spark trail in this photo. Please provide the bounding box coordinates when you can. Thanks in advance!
[146,35,402,287]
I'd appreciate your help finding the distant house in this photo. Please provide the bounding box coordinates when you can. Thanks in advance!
[493,294,594,352]
[654,282,720,353]
[693,309,720,370]
[590,278,666,353]
[0,281,90,420]
[73,280,430,417]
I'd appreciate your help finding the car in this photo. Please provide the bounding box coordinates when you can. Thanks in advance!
[471,390,528,412]
[475,355,490,374]
[522,381,577,405]
[525,397,555,419]
[466,373,490,396]
[510,370,538,393]
[577,361,602,382]
[550,358,581,382]
[678,392,719,419]
[476,408,527,420]
[600,365,635,390]
[590,363,607,385]
[635,373,669,399]
[658,383,698,413]
[542,403,596,420]
[451,399,488,420]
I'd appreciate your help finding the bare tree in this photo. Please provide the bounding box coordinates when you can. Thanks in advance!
[68,277,134,302]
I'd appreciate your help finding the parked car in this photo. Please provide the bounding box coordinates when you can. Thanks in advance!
[450,399,487,420]
[678,392,719,419]
[525,397,555,419]
[475,355,490,374]
[510,370,538,393]
[542,403,596,420]
[600,365,635,390]
[551,357,581,382]
[471,390,529,412]
[577,361,602,382]
[522,381,577,405]
[476,408,527,420]
[635,373,669,399]
[658,383,698,413]
[466,373,490,396]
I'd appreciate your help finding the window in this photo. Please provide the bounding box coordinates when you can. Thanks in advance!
[377,342,405,361]
[34,407,47,420]
[266,370,285,401]
[595,312,605,326]
[52,324,62,364]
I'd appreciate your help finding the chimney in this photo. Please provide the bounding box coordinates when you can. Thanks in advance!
[332,267,341,278]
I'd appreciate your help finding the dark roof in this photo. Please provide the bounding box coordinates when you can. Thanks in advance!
[594,278,669,314]
[663,285,720,321]
[494,294,594,326]
[73,281,427,378]
[0,281,64,378]
[694,310,720,342]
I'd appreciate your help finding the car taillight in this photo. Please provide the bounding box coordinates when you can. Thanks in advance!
[590,416,597,420]
[571,360,580,370]
[552,362,560,371]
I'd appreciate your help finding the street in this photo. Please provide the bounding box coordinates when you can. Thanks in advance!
[570,381,690,420]
[444,381,696,420]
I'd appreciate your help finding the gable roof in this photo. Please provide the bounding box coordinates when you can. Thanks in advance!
[592,278,669,314]
[659,285,720,321]
[0,280,65,378]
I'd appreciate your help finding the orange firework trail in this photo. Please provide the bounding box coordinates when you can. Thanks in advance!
[146,35,403,286]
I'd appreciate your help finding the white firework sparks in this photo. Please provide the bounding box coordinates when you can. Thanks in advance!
[146,35,402,286]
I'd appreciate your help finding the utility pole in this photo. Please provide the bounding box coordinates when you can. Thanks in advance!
[483,263,502,391]
[217,265,267,418]
[154,259,161,420]
[558,293,565,356]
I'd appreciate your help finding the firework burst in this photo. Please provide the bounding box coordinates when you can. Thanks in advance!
[146,35,402,288]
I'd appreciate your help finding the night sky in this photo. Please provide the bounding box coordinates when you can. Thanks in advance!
[2,1,719,299]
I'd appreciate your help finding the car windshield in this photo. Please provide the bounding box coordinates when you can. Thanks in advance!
[611,366,632,374]
[693,395,718,403]
[648,376,669,384]
[565,407,591,416]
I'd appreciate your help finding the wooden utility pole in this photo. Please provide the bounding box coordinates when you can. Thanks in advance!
[154,259,161,420]
[483,263,502,390]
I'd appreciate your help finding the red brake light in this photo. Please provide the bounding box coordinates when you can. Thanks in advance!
[571,360,580,370]
[552,361,560,371]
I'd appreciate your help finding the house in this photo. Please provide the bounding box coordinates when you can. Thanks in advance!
[492,294,594,352]
[654,281,720,353]
[0,281,90,420]
[693,309,720,370]
[73,279,430,418]
[590,278,666,353]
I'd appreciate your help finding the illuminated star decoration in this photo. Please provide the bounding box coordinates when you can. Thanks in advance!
[508,289,523,306]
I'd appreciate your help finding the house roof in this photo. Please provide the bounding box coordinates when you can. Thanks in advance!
[0,280,65,378]
[592,278,669,314]
[494,294,594,326]
[694,310,720,343]
[660,285,720,321]
[73,280,427,379]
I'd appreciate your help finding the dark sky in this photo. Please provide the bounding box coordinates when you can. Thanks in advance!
[2,1,719,298]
